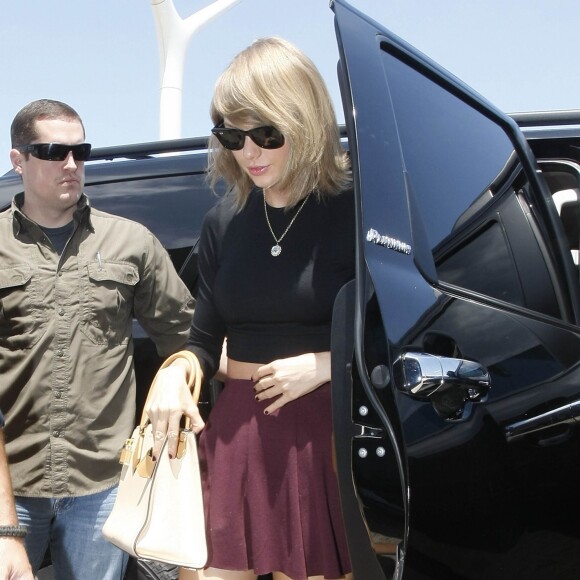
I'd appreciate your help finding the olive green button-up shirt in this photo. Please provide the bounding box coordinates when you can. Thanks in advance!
[0,193,195,497]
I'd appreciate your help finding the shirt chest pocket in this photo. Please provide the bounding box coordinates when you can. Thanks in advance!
[80,261,140,346]
[0,264,47,350]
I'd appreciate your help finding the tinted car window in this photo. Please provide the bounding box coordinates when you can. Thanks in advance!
[381,45,561,318]
[436,220,522,303]
[84,169,219,275]
[86,174,213,247]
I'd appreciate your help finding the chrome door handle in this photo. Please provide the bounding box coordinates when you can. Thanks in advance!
[394,352,490,420]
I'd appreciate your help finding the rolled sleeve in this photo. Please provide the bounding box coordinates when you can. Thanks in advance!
[134,231,195,357]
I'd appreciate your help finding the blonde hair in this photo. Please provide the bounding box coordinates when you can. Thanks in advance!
[208,37,350,208]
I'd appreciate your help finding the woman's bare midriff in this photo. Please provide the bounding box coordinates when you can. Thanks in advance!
[227,358,264,380]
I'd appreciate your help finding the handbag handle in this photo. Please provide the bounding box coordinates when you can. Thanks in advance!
[140,350,203,432]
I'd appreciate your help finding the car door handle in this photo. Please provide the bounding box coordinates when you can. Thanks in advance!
[394,352,491,413]
[395,352,491,400]
[505,400,580,443]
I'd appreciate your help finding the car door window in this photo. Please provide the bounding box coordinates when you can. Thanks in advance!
[381,46,562,319]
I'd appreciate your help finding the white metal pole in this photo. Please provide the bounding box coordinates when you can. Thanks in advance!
[151,0,242,140]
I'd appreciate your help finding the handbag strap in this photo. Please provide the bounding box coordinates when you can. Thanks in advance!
[140,350,203,432]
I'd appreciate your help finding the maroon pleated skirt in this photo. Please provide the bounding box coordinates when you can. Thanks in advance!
[197,378,352,579]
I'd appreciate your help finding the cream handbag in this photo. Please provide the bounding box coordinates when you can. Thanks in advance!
[103,351,207,569]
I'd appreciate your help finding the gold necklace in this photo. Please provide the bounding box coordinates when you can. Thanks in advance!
[263,192,310,257]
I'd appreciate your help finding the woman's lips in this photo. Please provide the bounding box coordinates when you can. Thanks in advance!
[248,165,268,176]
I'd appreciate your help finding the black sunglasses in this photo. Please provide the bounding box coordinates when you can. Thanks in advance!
[17,142,92,162]
[211,124,285,151]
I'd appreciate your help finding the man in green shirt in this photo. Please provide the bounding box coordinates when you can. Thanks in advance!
[0,99,194,579]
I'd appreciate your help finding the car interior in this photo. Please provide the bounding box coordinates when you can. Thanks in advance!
[542,160,580,276]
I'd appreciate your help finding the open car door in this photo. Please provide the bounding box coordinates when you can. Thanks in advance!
[331,1,580,578]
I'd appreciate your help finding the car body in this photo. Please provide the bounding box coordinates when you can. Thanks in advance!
[2,1,580,578]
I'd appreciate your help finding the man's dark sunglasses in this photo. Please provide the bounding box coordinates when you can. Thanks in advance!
[17,143,92,162]
[211,124,285,151]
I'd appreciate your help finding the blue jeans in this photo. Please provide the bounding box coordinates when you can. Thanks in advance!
[15,486,128,579]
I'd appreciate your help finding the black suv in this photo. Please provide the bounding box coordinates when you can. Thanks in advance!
[3,1,580,578]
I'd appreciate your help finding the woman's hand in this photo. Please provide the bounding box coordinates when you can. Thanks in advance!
[252,352,331,415]
[145,359,205,460]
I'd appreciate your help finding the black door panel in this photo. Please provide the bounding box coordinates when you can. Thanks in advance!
[333,0,580,577]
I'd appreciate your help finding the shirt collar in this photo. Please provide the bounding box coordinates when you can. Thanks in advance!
[12,192,92,234]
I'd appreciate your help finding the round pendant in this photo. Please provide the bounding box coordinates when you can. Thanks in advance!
[271,244,282,257]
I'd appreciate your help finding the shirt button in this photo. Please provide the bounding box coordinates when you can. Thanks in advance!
[56,350,64,357]
[55,391,61,399]
[58,309,65,316]
[53,431,61,438]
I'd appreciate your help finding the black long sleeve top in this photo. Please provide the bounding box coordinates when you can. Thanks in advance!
[187,188,355,378]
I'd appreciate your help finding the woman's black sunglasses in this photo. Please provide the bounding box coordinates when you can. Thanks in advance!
[211,124,285,151]
[17,143,92,162]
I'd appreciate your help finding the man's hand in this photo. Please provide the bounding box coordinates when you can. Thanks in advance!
[0,537,33,580]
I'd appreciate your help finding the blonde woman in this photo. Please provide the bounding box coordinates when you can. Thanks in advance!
[148,37,354,580]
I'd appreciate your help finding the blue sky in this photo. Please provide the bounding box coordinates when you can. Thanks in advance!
[2,1,580,172]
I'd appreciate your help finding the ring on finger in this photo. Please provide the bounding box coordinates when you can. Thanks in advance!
[154,430,165,440]
[167,430,178,440]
